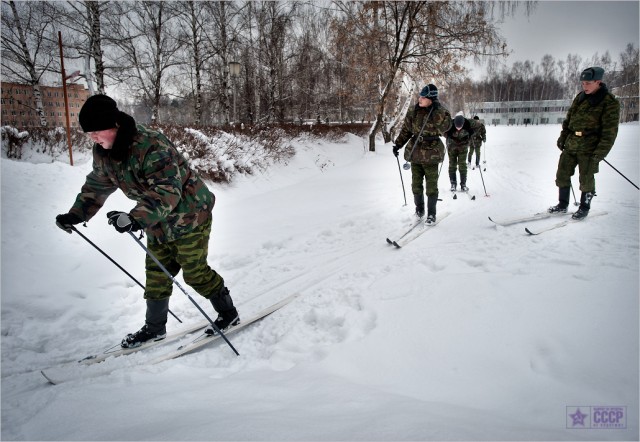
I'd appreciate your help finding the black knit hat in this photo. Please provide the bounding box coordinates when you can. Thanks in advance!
[79,94,119,132]
[454,115,465,129]
[419,84,438,99]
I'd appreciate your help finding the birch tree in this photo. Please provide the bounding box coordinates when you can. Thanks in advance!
[1,0,58,126]
[53,1,109,95]
[106,1,184,123]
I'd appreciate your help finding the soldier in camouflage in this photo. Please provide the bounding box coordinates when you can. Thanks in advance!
[549,66,620,220]
[55,95,239,348]
[393,84,452,225]
[468,116,486,168]
[444,114,481,192]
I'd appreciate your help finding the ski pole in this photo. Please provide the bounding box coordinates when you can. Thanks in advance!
[395,155,407,206]
[69,225,182,323]
[127,232,239,356]
[482,142,487,171]
[603,159,639,190]
[570,183,579,206]
[478,161,489,197]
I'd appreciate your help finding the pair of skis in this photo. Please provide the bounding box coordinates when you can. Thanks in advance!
[452,189,476,201]
[488,211,607,235]
[386,212,451,248]
[41,294,298,385]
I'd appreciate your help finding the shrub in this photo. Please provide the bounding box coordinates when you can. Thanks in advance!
[1,123,369,181]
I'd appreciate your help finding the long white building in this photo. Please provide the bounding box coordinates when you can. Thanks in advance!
[465,99,572,126]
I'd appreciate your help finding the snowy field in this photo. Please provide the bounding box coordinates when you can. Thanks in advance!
[1,124,638,441]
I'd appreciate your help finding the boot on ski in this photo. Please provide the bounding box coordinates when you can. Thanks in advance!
[413,194,425,218]
[548,186,570,214]
[121,298,169,348]
[205,286,240,336]
[460,174,468,192]
[572,192,594,220]
[425,194,437,225]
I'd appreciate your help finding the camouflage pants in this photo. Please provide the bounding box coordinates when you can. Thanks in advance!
[555,150,599,193]
[448,145,469,176]
[144,218,224,301]
[411,162,440,196]
[467,144,481,164]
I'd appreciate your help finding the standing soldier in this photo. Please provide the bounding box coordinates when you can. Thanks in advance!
[444,114,480,192]
[549,66,620,219]
[468,115,486,169]
[55,95,240,348]
[393,84,452,224]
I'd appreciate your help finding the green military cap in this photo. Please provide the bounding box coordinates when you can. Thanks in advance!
[580,67,604,81]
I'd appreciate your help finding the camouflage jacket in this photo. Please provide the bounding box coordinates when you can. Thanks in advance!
[69,117,214,244]
[471,122,486,146]
[395,101,452,165]
[558,84,620,159]
[445,118,481,151]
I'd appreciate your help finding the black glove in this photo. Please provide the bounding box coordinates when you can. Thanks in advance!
[107,211,141,233]
[556,137,566,151]
[392,144,401,157]
[56,213,83,233]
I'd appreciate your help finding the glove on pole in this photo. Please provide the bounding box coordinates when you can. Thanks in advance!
[128,232,239,356]
[68,226,182,323]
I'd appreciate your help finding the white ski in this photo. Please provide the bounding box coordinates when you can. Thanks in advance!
[149,293,299,364]
[78,321,210,365]
[392,211,451,248]
[41,294,299,385]
[525,211,608,235]
[386,218,424,245]
[488,211,567,227]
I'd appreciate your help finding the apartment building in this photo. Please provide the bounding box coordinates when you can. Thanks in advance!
[1,81,90,129]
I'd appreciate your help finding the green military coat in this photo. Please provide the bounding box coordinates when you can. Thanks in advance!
[69,121,214,244]
[395,102,452,165]
[557,84,620,160]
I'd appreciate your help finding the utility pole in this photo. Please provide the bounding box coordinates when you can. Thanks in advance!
[58,31,74,166]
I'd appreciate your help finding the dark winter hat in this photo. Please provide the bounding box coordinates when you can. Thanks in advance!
[419,84,438,99]
[79,94,119,132]
[454,115,465,129]
[473,116,479,120]
[580,66,604,81]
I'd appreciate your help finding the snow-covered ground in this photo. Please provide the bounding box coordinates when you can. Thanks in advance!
[1,124,638,441]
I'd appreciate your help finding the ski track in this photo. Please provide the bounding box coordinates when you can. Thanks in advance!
[1,126,638,440]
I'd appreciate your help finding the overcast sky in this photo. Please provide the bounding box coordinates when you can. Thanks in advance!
[468,0,639,79]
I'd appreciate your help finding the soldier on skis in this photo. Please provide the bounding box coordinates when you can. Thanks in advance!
[55,94,240,348]
[444,114,481,192]
[393,84,452,225]
[468,116,486,169]
[549,66,620,220]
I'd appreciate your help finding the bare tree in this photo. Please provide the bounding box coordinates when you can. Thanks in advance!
[1,0,58,126]
[54,1,109,95]
[173,1,216,125]
[333,1,517,151]
[106,1,184,123]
